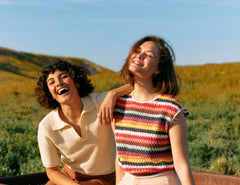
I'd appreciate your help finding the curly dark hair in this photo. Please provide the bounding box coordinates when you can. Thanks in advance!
[121,35,180,96]
[35,58,94,110]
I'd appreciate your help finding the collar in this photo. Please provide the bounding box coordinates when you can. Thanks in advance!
[51,95,96,131]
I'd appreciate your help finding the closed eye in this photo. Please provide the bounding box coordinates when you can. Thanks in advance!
[135,48,141,53]
[47,79,55,86]
[146,51,154,58]
[60,72,69,79]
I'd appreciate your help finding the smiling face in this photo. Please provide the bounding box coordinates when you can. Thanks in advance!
[47,70,79,106]
[128,41,160,81]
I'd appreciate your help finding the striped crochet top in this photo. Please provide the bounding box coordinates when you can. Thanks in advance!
[113,93,189,175]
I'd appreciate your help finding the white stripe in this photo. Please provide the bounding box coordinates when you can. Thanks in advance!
[116,109,172,122]
[115,129,168,139]
[119,163,174,169]
[116,143,171,152]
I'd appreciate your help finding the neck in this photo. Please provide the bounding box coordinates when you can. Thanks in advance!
[59,98,83,125]
[133,81,159,102]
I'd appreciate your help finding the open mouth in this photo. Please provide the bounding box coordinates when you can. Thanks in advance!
[132,60,143,66]
[57,88,69,95]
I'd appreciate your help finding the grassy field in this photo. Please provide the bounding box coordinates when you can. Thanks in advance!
[0,62,239,176]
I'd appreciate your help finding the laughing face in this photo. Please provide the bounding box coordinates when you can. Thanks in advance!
[47,70,79,105]
[129,41,160,81]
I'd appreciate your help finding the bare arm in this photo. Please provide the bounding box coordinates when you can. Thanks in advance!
[46,166,79,185]
[115,153,125,185]
[169,112,195,185]
[99,84,133,125]
[111,121,125,185]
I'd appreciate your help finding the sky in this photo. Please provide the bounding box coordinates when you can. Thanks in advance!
[1,0,240,71]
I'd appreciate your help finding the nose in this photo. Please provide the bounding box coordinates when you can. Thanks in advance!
[56,78,63,87]
[137,52,144,60]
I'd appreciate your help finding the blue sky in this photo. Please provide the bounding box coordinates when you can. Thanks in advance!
[1,0,240,71]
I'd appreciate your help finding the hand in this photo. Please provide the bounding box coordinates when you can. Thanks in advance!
[99,84,133,125]
[99,91,116,125]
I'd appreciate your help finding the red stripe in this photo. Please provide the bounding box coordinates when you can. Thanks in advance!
[117,98,179,108]
[122,167,175,173]
[116,103,179,115]
[115,133,169,142]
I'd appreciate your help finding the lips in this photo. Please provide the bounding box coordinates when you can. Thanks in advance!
[132,60,143,66]
[57,87,69,95]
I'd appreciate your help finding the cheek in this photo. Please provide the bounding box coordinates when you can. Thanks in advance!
[65,77,74,84]
[128,61,134,71]
[47,86,55,95]
[131,53,137,59]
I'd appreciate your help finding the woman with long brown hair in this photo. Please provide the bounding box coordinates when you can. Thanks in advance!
[112,35,195,185]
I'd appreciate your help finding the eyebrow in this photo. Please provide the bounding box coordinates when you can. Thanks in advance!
[146,50,155,55]
[138,46,157,56]
[47,77,54,83]
[47,72,68,82]
[144,49,156,56]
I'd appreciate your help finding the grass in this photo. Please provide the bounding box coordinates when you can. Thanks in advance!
[0,61,240,176]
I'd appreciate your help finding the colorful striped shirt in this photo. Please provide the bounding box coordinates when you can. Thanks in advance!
[113,93,189,175]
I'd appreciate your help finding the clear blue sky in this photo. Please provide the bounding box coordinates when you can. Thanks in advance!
[1,0,240,71]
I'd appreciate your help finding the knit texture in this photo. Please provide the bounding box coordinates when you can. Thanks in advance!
[113,94,189,175]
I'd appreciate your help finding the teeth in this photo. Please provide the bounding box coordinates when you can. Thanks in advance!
[133,61,143,66]
[58,88,68,95]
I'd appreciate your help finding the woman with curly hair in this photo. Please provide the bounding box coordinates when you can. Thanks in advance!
[35,58,131,185]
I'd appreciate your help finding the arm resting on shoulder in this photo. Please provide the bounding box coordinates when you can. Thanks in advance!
[169,112,195,185]
[46,166,79,185]
[99,84,133,125]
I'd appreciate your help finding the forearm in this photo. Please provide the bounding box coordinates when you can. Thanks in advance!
[99,83,133,125]
[170,113,195,185]
[46,167,79,185]
[115,157,125,185]
[175,162,195,185]
[110,83,133,98]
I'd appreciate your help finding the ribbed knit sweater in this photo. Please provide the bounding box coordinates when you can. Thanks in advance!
[113,93,189,175]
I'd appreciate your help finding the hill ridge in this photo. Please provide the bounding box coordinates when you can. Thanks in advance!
[0,47,110,78]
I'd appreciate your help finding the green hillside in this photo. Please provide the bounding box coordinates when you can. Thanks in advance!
[0,47,116,96]
[0,47,239,177]
[0,47,111,78]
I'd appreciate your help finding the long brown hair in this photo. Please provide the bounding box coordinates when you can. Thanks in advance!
[121,35,180,96]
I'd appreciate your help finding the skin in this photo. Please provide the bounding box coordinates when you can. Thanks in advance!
[129,41,161,102]
[46,70,83,185]
[111,124,125,185]
[114,41,195,185]
[47,70,81,108]
[44,70,132,185]
[169,112,196,185]
[98,84,133,125]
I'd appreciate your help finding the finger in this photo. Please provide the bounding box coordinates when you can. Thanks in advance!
[98,111,103,125]
[105,108,111,126]
[109,108,113,124]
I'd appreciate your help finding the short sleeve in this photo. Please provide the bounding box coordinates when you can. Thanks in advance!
[38,118,59,168]
[89,92,108,108]
[182,107,189,118]
[162,94,189,123]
